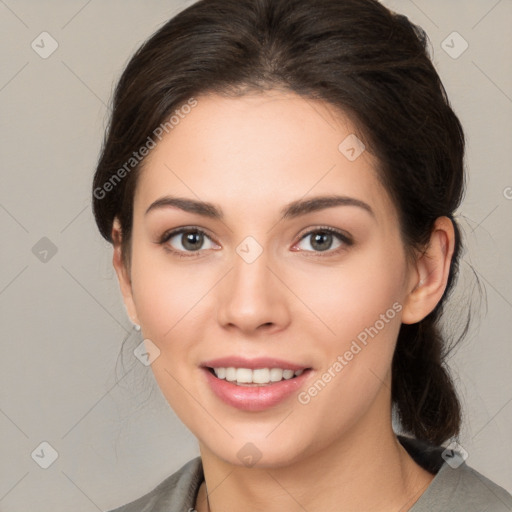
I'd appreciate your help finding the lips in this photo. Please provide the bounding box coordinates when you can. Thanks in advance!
[200,356,313,411]
[201,356,310,372]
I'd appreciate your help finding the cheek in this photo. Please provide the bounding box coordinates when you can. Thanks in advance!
[291,242,406,348]
[131,231,406,355]
[128,250,211,419]
[130,245,214,340]
[290,259,404,443]
[128,247,219,407]
[288,241,405,421]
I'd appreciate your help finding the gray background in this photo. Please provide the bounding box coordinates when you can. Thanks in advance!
[0,0,511,510]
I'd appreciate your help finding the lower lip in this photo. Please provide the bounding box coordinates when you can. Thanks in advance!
[202,368,312,412]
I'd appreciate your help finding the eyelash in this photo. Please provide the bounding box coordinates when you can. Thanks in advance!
[157,226,353,259]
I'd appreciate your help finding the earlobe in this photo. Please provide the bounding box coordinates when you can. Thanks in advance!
[111,218,140,326]
[401,217,455,325]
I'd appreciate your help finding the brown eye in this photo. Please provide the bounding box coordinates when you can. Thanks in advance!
[159,227,218,257]
[177,230,204,251]
[294,227,353,256]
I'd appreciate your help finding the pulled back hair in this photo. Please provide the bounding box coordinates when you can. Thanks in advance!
[92,0,466,445]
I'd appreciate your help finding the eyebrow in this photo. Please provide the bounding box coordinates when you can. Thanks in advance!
[144,194,375,220]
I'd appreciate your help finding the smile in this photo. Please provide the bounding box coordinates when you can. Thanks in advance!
[202,365,313,411]
[208,367,306,386]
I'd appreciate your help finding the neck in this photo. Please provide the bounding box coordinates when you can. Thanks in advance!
[196,399,434,512]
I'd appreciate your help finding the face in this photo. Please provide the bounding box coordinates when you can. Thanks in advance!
[115,90,419,467]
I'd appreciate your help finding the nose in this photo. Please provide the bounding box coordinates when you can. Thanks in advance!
[215,243,291,336]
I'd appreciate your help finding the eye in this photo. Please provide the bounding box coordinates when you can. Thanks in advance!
[157,225,353,259]
[158,227,219,258]
[293,227,353,256]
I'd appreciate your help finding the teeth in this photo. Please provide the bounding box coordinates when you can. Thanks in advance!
[269,368,284,382]
[225,367,236,381]
[236,368,252,383]
[212,367,306,385]
[253,368,270,384]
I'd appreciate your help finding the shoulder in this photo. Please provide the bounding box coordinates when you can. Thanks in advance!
[459,464,512,511]
[105,457,203,512]
[398,436,512,512]
[414,461,512,511]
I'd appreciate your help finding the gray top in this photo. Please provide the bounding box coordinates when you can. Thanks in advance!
[106,436,512,511]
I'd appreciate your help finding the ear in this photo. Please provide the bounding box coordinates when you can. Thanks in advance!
[401,216,455,325]
[111,217,140,327]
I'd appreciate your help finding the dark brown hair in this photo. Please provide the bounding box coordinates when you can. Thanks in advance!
[92,0,467,445]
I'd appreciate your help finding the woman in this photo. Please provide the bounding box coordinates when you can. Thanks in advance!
[92,0,512,510]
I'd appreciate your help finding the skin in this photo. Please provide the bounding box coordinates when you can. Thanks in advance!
[112,90,455,511]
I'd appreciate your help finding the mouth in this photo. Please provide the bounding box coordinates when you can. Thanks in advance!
[205,366,311,386]
[201,360,313,412]
[200,358,314,411]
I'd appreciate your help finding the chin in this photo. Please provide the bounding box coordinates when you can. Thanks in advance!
[198,427,316,469]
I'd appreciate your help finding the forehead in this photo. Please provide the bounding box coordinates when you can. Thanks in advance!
[134,91,395,223]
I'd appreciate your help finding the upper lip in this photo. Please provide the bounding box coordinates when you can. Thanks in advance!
[201,356,311,371]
